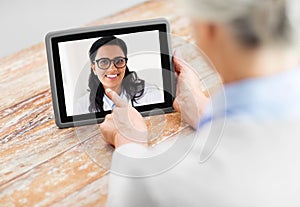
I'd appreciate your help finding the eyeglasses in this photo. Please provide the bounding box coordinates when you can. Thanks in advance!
[94,56,128,70]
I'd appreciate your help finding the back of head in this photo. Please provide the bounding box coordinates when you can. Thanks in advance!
[183,0,300,50]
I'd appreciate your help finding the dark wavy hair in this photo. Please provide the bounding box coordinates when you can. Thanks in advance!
[88,36,145,112]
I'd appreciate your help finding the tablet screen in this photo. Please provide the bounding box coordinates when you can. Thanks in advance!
[58,30,164,116]
[46,19,174,128]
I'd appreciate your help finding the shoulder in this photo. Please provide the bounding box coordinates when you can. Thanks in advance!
[133,82,164,106]
[142,82,164,97]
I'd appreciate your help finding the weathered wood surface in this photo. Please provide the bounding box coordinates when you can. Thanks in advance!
[0,1,220,206]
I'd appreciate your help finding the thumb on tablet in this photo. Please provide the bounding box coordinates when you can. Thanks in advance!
[105,88,127,107]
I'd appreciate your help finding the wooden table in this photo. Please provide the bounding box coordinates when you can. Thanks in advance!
[0,1,220,206]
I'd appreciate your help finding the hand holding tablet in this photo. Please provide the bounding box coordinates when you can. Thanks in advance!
[45,18,175,128]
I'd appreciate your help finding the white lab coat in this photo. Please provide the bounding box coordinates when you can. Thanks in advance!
[72,82,164,115]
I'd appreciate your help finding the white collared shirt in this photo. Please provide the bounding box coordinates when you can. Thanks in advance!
[102,89,131,111]
[73,82,164,115]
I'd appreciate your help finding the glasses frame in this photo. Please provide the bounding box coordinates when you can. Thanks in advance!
[93,56,128,70]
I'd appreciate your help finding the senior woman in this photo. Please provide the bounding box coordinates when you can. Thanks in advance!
[100,0,300,206]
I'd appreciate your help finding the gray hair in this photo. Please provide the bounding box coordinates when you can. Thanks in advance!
[184,0,300,49]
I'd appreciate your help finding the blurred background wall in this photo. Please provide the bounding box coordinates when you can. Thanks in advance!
[0,0,146,58]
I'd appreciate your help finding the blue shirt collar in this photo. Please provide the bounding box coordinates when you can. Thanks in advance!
[199,67,300,128]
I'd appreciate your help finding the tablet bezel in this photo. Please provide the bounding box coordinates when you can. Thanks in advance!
[45,18,175,128]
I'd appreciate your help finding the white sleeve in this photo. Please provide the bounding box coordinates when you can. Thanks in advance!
[107,167,156,207]
[106,136,182,207]
[105,127,211,207]
[106,143,156,207]
[115,143,150,158]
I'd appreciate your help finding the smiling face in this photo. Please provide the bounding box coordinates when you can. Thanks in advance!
[91,45,126,94]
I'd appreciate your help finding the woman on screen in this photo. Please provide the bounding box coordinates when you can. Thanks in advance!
[74,36,164,114]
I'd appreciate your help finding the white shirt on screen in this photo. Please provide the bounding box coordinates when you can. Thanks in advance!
[73,82,164,115]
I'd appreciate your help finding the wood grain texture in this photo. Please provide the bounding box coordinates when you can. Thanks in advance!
[0,1,221,206]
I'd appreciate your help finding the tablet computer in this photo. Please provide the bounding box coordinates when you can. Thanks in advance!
[45,18,175,128]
